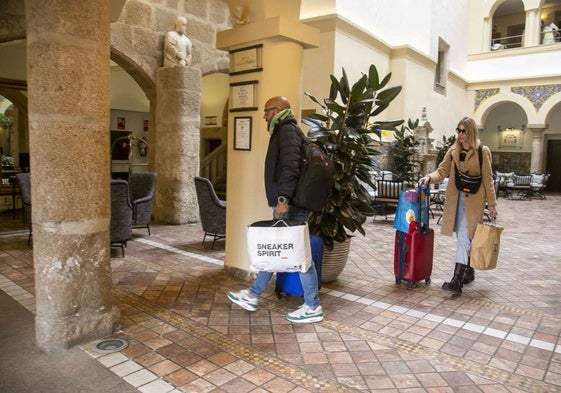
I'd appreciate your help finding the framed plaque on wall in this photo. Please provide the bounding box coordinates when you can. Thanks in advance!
[230,44,263,75]
[234,116,252,151]
[230,80,258,112]
[499,128,523,149]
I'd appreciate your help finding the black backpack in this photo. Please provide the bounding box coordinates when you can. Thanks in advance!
[292,134,334,212]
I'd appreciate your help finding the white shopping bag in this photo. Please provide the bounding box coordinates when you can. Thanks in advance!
[247,220,312,273]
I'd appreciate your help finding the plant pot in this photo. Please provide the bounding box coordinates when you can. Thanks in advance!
[321,237,351,282]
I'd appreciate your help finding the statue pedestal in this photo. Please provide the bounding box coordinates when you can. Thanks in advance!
[154,66,202,224]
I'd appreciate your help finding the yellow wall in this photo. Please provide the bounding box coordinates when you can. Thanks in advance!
[217,1,319,274]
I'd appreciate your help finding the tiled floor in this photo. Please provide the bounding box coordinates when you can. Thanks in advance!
[1,193,561,392]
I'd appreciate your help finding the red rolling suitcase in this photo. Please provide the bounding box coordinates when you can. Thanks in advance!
[394,185,434,287]
[275,234,323,298]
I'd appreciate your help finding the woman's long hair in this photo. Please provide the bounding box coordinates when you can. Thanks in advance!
[455,116,480,149]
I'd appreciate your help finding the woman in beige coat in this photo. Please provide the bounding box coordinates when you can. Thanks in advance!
[420,117,498,295]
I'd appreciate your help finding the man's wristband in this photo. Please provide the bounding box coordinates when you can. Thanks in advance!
[277,196,288,204]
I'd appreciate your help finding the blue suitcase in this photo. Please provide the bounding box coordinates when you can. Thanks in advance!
[275,234,323,298]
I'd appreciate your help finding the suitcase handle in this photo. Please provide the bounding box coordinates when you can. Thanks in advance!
[417,185,430,234]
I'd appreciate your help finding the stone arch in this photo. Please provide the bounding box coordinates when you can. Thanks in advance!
[475,91,535,125]
[0,0,25,44]
[109,47,155,105]
[0,88,27,116]
[539,91,561,124]
[484,0,539,16]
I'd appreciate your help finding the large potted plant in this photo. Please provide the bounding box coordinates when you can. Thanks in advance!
[303,65,403,281]
[387,119,421,185]
[435,134,456,167]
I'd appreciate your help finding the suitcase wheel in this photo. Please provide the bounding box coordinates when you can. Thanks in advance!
[425,278,431,285]
[407,281,417,288]
[395,278,401,285]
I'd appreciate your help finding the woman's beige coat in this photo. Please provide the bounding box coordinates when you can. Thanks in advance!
[427,144,497,239]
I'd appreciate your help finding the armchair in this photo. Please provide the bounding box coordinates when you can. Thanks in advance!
[129,172,157,235]
[111,180,133,257]
[505,174,532,200]
[495,171,514,198]
[194,176,226,248]
[528,173,550,200]
[15,173,32,245]
[372,179,406,220]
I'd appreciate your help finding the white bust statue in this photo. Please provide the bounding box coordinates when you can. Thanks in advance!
[163,16,193,67]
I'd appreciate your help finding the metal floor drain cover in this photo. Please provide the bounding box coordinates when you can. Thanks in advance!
[92,339,128,354]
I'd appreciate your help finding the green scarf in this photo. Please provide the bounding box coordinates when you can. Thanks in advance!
[268,108,293,135]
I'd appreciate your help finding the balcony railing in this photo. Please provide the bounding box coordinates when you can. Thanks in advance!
[491,34,523,50]
[491,29,560,51]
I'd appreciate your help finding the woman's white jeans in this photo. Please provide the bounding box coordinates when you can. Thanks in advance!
[454,192,470,265]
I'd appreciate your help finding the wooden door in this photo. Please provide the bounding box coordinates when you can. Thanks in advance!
[546,140,561,193]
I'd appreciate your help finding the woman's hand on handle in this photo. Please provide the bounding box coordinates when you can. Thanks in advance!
[418,176,430,187]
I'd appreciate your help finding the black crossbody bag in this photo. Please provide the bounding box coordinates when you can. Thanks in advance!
[454,145,483,194]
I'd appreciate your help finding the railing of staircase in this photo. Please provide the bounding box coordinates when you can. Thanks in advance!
[200,144,226,184]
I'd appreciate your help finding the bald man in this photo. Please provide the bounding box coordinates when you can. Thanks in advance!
[227,96,323,324]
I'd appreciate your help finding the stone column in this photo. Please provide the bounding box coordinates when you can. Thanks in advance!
[154,66,201,224]
[25,0,119,351]
[528,125,546,173]
[524,8,540,47]
[483,17,491,51]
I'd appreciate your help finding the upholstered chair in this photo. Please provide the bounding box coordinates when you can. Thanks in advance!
[15,173,32,245]
[194,176,226,248]
[110,180,133,257]
[129,172,157,235]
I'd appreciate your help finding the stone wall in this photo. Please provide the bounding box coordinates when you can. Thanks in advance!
[492,152,532,174]
[110,0,231,86]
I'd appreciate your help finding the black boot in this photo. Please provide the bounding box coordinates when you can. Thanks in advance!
[463,258,474,285]
[442,263,466,295]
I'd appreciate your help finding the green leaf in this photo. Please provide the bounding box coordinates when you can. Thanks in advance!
[350,74,368,101]
[303,113,329,122]
[373,120,404,130]
[368,64,380,89]
[304,91,325,110]
[301,118,323,131]
[377,85,402,104]
[370,102,389,117]
[308,129,336,139]
[329,81,338,100]
[325,99,345,116]
[349,97,375,112]
[340,68,350,100]
[342,125,360,139]
[378,72,392,90]
[329,75,341,99]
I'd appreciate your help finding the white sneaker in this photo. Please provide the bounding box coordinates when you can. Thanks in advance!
[286,304,323,323]
[227,289,258,311]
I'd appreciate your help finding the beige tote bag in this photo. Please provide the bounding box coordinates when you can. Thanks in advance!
[471,222,504,270]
